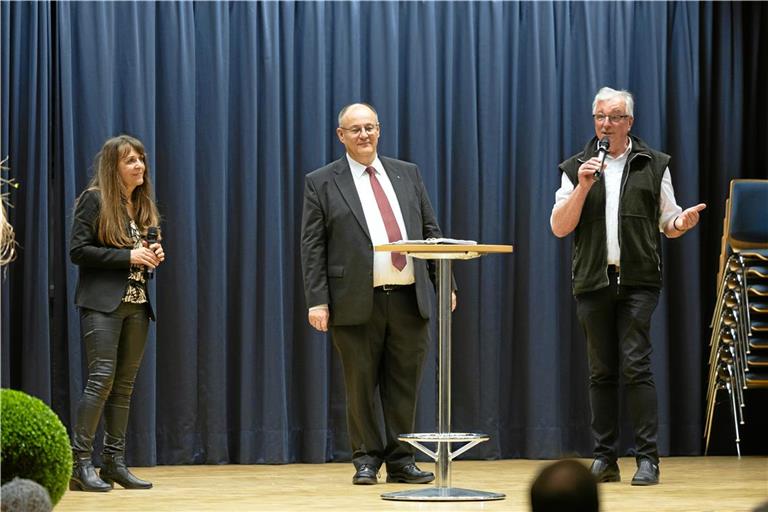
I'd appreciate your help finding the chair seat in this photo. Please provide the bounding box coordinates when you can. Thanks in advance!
[745,371,768,388]
[748,283,768,297]
[719,351,735,365]
[739,248,768,261]
[748,336,768,350]
[747,354,768,367]
[750,301,768,314]
[746,266,768,278]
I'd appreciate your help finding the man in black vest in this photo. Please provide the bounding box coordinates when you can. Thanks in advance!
[551,87,705,486]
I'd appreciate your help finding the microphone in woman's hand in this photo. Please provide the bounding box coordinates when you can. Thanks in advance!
[146,226,160,278]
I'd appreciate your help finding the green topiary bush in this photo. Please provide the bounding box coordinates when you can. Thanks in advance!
[0,388,72,505]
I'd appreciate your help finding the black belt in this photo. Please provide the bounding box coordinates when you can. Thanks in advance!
[607,265,620,274]
[374,284,414,293]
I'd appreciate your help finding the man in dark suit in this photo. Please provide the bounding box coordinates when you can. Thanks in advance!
[301,103,454,485]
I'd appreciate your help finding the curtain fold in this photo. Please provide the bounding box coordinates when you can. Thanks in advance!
[2,1,766,464]
[2,1,53,406]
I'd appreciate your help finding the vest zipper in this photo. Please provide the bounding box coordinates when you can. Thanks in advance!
[616,153,638,292]
[616,150,651,292]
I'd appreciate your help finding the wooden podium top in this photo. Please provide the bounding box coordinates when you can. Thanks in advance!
[375,243,513,260]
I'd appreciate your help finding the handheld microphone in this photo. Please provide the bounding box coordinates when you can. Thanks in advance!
[145,226,160,278]
[594,137,610,181]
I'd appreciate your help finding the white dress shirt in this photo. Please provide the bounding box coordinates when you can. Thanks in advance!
[347,154,416,287]
[552,139,683,265]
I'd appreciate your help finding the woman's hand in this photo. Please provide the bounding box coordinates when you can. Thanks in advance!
[148,241,165,265]
[130,245,161,269]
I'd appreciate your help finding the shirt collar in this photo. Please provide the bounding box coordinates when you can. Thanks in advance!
[602,138,632,161]
[346,153,382,178]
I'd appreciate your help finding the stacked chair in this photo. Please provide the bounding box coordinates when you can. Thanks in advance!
[705,179,768,456]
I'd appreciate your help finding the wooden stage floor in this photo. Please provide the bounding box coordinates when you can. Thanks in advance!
[56,457,767,511]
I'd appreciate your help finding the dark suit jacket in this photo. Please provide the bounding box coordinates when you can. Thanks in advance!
[70,189,155,320]
[301,156,442,326]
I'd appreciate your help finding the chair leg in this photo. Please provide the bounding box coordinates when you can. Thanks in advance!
[706,326,723,406]
[739,256,754,334]
[705,353,730,451]
[725,372,742,458]
[710,257,734,328]
[704,381,719,454]
[731,344,746,425]
[728,316,747,415]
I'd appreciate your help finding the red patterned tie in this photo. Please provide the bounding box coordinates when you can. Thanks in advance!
[366,166,406,271]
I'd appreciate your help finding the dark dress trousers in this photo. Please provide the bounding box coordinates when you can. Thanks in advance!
[301,156,443,469]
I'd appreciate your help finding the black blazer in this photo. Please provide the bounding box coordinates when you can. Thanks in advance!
[301,156,442,326]
[70,189,155,320]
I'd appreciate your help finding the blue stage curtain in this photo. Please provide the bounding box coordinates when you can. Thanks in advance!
[2,1,766,464]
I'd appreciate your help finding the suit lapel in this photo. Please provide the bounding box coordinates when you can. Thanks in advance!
[333,158,371,241]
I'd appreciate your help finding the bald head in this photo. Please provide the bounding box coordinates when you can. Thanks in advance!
[336,103,381,165]
[338,103,378,127]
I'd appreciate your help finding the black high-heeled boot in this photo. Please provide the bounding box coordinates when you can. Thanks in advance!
[99,454,153,489]
[70,455,112,492]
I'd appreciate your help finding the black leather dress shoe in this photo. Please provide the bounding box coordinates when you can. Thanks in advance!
[631,459,659,486]
[352,464,378,485]
[589,458,621,483]
[386,463,435,484]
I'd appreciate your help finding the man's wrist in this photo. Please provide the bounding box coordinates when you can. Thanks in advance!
[673,215,686,232]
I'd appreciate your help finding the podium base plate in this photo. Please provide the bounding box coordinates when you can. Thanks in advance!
[381,487,505,501]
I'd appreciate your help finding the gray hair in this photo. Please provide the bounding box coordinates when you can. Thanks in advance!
[592,87,634,117]
[337,103,378,127]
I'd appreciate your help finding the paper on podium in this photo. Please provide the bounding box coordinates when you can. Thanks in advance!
[386,238,482,260]
[392,238,478,245]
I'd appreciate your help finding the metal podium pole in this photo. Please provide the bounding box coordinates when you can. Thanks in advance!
[437,258,452,489]
[381,255,505,501]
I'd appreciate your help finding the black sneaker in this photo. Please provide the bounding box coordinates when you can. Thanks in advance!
[589,458,620,483]
[631,459,659,486]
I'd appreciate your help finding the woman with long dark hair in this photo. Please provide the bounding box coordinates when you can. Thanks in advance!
[69,135,165,491]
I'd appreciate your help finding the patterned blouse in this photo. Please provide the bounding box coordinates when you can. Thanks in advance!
[123,220,148,304]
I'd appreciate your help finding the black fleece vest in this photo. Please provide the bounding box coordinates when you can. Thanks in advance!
[559,135,670,295]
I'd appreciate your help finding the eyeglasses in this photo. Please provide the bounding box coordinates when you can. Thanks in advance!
[339,124,380,136]
[593,114,629,123]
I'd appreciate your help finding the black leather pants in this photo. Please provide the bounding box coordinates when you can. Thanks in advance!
[71,302,150,459]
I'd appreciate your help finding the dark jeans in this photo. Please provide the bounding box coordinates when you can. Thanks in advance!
[575,270,660,464]
[331,286,429,471]
[72,302,150,459]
